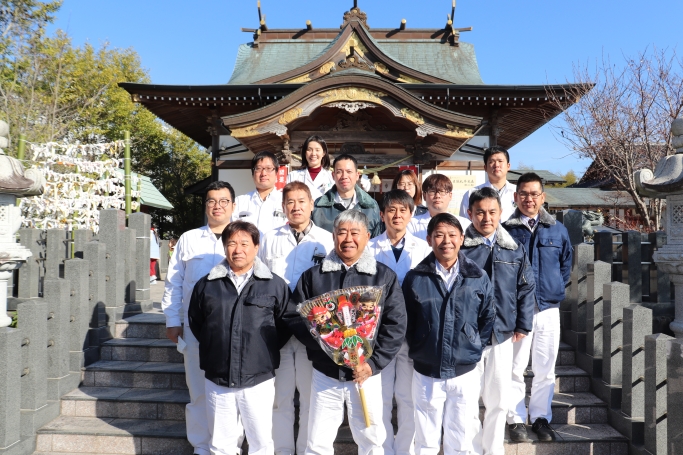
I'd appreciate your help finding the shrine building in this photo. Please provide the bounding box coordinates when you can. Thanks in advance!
[119,2,581,200]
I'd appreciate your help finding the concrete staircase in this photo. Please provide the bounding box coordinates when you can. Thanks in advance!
[32,287,628,454]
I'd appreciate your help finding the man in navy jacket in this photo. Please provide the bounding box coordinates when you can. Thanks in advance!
[461,187,536,455]
[503,172,572,442]
[403,213,495,454]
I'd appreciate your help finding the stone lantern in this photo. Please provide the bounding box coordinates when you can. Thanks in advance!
[0,121,44,327]
[635,117,683,338]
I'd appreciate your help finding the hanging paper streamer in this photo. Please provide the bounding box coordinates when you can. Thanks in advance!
[19,141,141,232]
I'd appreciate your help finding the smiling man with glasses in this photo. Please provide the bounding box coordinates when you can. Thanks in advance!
[161,180,236,455]
[233,151,287,235]
[408,173,471,241]
[503,172,572,443]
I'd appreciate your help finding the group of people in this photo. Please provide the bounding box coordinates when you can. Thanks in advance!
[161,135,573,455]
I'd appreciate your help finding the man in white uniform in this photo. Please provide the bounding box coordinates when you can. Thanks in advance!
[259,181,335,455]
[162,180,235,455]
[459,146,517,222]
[233,151,287,235]
[368,190,430,455]
[408,173,470,241]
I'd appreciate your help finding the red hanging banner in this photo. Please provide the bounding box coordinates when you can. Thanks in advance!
[275,166,288,191]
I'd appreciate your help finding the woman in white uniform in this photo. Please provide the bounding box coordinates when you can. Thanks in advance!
[287,135,335,201]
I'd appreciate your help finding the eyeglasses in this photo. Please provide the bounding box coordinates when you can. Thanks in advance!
[206,199,232,208]
[426,189,450,197]
[254,166,276,174]
[518,192,543,200]
[397,182,415,189]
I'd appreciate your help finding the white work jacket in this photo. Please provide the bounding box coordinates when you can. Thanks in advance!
[232,189,287,236]
[459,180,517,222]
[258,223,335,291]
[407,211,471,242]
[287,168,335,201]
[367,230,431,285]
[161,225,225,328]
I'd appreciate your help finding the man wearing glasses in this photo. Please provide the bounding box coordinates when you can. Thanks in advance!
[459,146,517,222]
[408,173,470,241]
[162,181,236,455]
[503,172,572,443]
[233,151,287,235]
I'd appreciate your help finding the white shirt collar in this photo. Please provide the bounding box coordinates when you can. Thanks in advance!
[341,259,360,271]
[334,189,358,209]
[520,213,540,232]
[227,266,254,294]
[435,259,460,291]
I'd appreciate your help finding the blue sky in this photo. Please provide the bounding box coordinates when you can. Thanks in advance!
[49,0,681,176]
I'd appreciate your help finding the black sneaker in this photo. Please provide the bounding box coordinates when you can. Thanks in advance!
[508,423,530,442]
[532,417,555,442]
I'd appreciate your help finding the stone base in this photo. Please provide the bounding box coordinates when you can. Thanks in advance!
[47,374,80,402]
[577,351,603,378]
[20,400,60,437]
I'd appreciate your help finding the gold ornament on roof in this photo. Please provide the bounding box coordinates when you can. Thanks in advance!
[284,73,312,84]
[319,87,385,105]
[278,108,303,125]
[230,124,261,138]
[319,62,336,75]
[374,62,389,74]
[401,108,425,125]
[397,74,424,84]
[444,124,475,138]
[342,34,369,57]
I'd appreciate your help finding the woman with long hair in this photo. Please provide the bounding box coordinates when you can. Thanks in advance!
[392,169,428,216]
[287,135,335,200]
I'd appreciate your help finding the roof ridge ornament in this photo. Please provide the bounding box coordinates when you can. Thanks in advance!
[343,0,369,28]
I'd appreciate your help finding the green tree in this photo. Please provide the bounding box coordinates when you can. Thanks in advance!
[0,1,211,236]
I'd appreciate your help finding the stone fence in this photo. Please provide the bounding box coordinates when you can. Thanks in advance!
[0,209,151,455]
[559,223,683,454]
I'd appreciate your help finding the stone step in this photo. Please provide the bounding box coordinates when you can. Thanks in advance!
[114,313,167,340]
[527,341,576,367]
[524,365,591,393]
[34,416,192,454]
[35,415,626,455]
[82,360,187,390]
[100,338,183,364]
[477,392,607,425]
[60,387,188,421]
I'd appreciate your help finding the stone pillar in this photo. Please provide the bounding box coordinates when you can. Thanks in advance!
[122,228,136,304]
[0,327,21,449]
[17,229,42,299]
[98,210,126,322]
[644,333,672,455]
[648,231,670,304]
[594,231,614,264]
[159,239,169,274]
[128,213,151,302]
[621,304,652,421]
[44,229,69,279]
[621,230,643,303]
[667,339,683,453]
[568,243,593,351]
[17,299,48,436]
[83,241,107,347]
[602,281,630,407]
[73,229,92,258]
[582,260,611,377]
[64,259,90,371]
[43,279,72,401]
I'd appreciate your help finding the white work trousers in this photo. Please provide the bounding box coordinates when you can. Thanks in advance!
[183,326,211,455]
[380,342,415,455]
[412,369,480,455]
[273,337,314,455]
[507,307,561,424]
[472,337,513,455]
[205,378,276,455]
[306,369,386,455]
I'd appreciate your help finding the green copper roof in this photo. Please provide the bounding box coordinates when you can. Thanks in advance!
[227,37,484,85]
[115,170,174,210]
